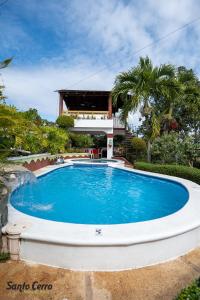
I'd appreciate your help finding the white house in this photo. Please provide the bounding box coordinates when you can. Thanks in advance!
[57,89,125,158]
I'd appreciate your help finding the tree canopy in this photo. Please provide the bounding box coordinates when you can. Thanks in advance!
[112,56,200,162]
[56,115,74,129]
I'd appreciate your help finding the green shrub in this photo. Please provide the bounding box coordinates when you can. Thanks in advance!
[151,133,199,166]
[134,162,200,184]
[42,126,69,154]
[131,137,146,152]
[194,158,200,169]
[56,115,74,129]
[0,252,10,262]
[69,133,93,148]
[175,277,200,299]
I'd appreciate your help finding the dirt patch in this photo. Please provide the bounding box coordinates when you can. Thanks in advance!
[0,249,200,300]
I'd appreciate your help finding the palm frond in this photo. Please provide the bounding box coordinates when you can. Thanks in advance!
[0,58,12,69]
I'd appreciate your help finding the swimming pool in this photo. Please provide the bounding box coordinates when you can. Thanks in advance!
[7,163,200,271]
[10,166,188,224]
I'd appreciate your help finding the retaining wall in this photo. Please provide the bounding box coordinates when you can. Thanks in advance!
[8,153,90,172]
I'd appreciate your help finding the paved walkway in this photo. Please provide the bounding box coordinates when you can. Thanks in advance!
[0,248,200,300]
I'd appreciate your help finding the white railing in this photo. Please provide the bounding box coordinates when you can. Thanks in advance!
[113,117,125,129]
[63,110,109,120]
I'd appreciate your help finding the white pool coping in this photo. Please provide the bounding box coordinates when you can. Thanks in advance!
[66,158,125,167]
[7,162,200,270]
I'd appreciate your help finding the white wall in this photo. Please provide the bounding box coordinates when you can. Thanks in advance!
[74,119,113,129]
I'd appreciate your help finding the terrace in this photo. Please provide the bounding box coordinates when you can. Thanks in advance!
[57,89,126,158]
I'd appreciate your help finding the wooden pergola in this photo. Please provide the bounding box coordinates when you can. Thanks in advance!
[57,89,121,118]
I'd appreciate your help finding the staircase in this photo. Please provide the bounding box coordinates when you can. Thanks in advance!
[124,130,135,160]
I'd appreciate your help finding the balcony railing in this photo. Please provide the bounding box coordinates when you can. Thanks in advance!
[113,116,125,129]
[63,110,109,120]
[63,110,125,129]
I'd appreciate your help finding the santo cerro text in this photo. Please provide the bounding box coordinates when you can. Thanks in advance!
[6,281,53,292]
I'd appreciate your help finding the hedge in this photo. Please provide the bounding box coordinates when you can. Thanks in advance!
[175,277,200,299]
[134,162,200,185]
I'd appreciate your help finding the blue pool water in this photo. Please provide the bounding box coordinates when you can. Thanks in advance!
[10,166,189,224]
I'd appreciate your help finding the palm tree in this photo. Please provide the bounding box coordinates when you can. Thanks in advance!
[0,58,12,69]
[159,66,200,134]
[112,56,176,162]
[0,58,12,103]
[176,67,200,139]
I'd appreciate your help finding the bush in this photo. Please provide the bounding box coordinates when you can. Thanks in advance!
[56,115,74,129]
[131,137,146,151]
[151,133,199,166]
[130,137,146,160]
[42,126,69,154]
[134,162,200,184]
[69,133,93,148]
[194,158,200,169]
[0,252,10,262]
[175,277,200,299]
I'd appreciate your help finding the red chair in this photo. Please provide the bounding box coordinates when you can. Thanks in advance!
[90,148,101,159]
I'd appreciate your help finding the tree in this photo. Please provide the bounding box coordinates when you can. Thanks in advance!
[42,126,69,154]
[0,104,23,157]
[150,65,200,137]
[22,108,42,126]
[0,84,6,103]
[0,58,12,69]
[0,58,12,103]
[56,115,74,129]
[112,56,176,161]
[151,133,199,166]
[174,67,200,140]
[0,103,69,156]
[0,104,43,155]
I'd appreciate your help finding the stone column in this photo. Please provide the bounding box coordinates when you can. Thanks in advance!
[107,134,113,159]
[59,93,64,116]
[4,224,25,260]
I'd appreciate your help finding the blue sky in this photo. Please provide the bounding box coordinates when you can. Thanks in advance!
[1,0,200,121]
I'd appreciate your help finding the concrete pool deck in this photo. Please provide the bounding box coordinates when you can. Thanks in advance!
[0,247,200,300]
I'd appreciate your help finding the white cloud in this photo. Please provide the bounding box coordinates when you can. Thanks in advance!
[1,0,200,127]
[2,63,115,120]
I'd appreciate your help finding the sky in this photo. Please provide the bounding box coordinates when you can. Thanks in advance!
[0,0,200,122]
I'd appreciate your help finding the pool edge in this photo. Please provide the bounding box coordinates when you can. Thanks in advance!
[6,162,200,271]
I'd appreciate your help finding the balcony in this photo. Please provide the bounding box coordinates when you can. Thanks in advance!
[63,110,125,133]
[63,111,112,134]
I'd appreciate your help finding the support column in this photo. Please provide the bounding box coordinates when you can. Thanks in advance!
[59,93,64,116]
[107,133,113,159]
[108,93,112,119]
